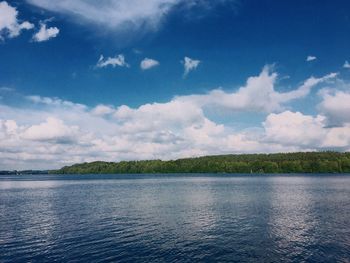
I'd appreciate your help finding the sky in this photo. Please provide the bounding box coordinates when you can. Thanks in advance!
[1,0,350,170]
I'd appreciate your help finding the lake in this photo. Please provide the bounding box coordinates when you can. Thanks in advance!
[0,174,349,262]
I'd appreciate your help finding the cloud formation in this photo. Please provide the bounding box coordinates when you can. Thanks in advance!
[318,89,350,126]
[26,0,235,35]
[0,66,348,170]
[264,111,350,149]
[96,54,129,68]
[343,61,350,69]
[178,66,337,113]
[140,58,160,70]
[33,23,59,42]
[183,56,200,77]
[306,55,317,62]
[92,104,115,116]
[21,117,78,143]
[0,1,34,40]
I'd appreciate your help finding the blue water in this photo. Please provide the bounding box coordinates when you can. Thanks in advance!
[1,174,349,262]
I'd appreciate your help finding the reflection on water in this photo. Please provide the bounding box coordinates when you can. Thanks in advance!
[267,177,318,261]
[0,180,62,189]
[0,175,349,262]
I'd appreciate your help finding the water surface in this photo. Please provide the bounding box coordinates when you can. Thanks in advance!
[1,174,349,262]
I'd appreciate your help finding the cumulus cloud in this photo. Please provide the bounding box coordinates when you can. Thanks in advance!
[96,54,129,68]
[33,23,59,42]
[0,1,34,40]
[306,55,317,62]
[0,66,348,170]
[21,117,79,143]
[343,61,350,69]
[318,89,350,126]
[114,100,207,132]
[140,58,159,70]
[263,111,350,150]
[183,56,200,77]
[178,66,337,113]
[91,104,115,116]
[264,111,326,147]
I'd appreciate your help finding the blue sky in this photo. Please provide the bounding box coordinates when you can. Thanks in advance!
[1,0,350,169]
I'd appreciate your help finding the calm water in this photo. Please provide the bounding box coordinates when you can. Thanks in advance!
[0,174,349,262]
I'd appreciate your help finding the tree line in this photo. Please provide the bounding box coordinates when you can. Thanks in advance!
[52,152,350,174]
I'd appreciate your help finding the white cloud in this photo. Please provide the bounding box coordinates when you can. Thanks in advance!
[0,1,34,40]
[263,111,350,150]
[272,72,337,103]
[306,55,317,62]
[26,95,86,110]
[0,67,348,170]
[91,104,115,116]
[178,66,337,113]
[140,58,159,70]
[323,125,350,148]
[21,117,79,143]
[343,61,350,69]
[183,56,200,77]
[264,111,326,147]
[96,54,129,68]
[318,89,350,126]
[26,0,234,35]
[33,23,59,42]
[114,100,207,132]
[26,0,179,31]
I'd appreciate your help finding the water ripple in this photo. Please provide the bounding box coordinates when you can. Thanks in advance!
[0,175,349,262]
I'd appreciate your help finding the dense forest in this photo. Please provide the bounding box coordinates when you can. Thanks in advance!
[53,152,350,174]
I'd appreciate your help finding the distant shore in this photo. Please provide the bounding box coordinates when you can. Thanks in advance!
[3,152,349,175]
[43,152,350,174]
